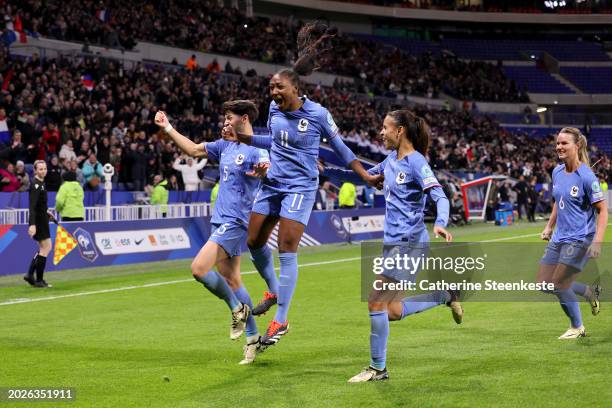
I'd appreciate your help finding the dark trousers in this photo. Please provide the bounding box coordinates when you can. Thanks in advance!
[528,204,536,222]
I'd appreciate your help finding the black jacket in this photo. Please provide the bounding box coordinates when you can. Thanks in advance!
[29,178,48,226]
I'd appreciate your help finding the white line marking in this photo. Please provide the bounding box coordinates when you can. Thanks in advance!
[0,257,360,306]
[3,223,605,307]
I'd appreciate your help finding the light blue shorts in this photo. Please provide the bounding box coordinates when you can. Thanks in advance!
[209,221,247,258]
[380,243,430,283]
[251,183,316,226]
[540,241,591,272]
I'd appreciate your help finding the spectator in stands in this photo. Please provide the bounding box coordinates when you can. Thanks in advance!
[0,163,20,192]
[15,160,30,192]
[207,59,221,73]
[150,174,169,217]
[67,159,85,186]
[9,130,28,163]
[186,54,198,71]
[172,155,207,191]
[514,175,529,220]
[42,123,60,156]
[527,176,538,223]
[339,181,357,209]
[59,139,77,162]
[55,171,85,221]
[82,153,104,191]
[112,121,127,141]
[45,155,63,192]
[97,136,111,165]
[167,174,181,191]
[127,143,147,191]
[0,108,10,146]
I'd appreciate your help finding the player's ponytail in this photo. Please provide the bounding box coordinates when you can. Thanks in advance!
[292,21,337,76]
[559,127,590,167]
[577,133,590,167]
[387,110,431,156]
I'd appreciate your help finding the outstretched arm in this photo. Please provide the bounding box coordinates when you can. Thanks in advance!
[224,124,272,149]
[328,136,383,189]
[155,111,207,158]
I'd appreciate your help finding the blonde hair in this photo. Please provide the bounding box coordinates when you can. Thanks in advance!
[33,160,46,170]
[558,127,590,167]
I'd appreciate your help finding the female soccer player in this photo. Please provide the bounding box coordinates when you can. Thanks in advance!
[538,127,606,339]
[229,22,383,346]
[322,110,463,382]
[155,100,271,364]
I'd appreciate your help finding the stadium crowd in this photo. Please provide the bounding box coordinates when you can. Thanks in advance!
[0,48,609,198]
[3,0,527,103]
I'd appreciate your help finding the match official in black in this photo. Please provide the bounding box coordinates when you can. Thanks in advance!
[24,160,54,288]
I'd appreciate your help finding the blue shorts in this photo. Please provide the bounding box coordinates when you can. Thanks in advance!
[380,243,429,283]
[251,183,316,226]
[209,221,247,258]
[540,241,591,272]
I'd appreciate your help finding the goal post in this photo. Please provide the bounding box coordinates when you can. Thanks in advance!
[460,176,506,221]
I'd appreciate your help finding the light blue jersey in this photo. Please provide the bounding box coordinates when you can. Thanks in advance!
[369,151,442,244]
[206,140,269,226]
[266,97,340,191]
[551,163,603,243]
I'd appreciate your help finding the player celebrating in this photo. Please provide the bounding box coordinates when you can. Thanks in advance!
[155,100,271,364]
[24,160,55,288]
[323,110,463,382]
[538,127,607,339]
[229,22,383,347]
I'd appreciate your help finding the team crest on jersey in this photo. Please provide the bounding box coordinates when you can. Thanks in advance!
[298,119,309,132]
[570,185,579,197]
[396,171,406,184]
[235,154,245,165]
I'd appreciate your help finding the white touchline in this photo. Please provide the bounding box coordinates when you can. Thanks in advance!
[0,257,361,307]
[3,222,610,307]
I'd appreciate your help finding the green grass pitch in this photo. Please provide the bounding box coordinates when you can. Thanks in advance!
[1,220,610,407]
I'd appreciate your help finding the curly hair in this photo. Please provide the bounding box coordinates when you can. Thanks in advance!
[291,21,337,77]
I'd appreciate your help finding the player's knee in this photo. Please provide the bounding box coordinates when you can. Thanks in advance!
[191,260,207,279]
[277,238,298,253]
[368,301,386,313]
[247,237,262,250]
[387,309,402,321]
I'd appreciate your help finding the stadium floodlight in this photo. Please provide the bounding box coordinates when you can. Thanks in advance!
[461,176,506,221]
[537,107,547,113]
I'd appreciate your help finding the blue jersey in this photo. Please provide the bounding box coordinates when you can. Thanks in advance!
[369,151,441,244]
[206,140,269,225]
[551,163,603,243]
[266,97,340,191]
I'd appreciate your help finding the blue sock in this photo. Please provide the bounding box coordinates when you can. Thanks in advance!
[571,282,589,300]
[400,291,448,319]
[273,252,298,323]
[194,272,240,311]
[234,286,258,338]
[369,311,389,370]
[250,246,279,295]
[555,289,583,328]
